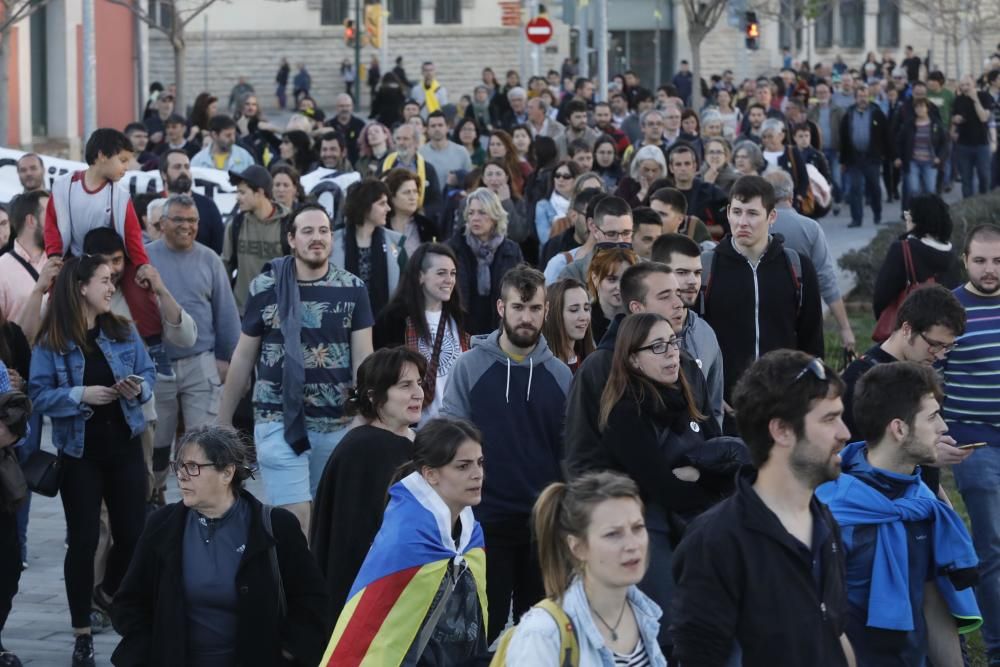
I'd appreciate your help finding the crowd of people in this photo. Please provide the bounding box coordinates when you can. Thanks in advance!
[0,43,997,667]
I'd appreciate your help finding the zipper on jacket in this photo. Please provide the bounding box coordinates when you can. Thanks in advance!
[749,261,761,359]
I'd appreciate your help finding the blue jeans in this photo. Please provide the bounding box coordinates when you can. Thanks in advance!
[845,160,882,224]
[906,162,938,205]
[823,148,843,202]
[952,443,1000,652]
[955,143,992,198]
[14,412,42,563]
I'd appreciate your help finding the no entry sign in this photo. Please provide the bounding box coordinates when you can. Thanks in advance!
[526,16,553,45]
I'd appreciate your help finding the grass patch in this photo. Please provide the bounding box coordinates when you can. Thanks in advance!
[824,304,989,665]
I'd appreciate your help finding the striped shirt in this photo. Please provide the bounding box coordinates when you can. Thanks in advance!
[941,286,1000,444]
[613,639,652,667]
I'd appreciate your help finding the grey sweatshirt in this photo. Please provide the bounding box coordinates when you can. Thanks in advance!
[772,206,842,306]
[681,311,725,431]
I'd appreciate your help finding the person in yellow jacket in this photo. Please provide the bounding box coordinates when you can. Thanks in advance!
[412,61,449,118]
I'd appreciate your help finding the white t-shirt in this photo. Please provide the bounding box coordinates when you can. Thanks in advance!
[764,150,784,168]
[417,309,463,423]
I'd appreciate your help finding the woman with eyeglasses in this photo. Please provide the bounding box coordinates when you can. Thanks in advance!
[534,159,581,243]
[111,426,328,667]
[448,187,524,335]
[587,247,637,344]
[542,279,595,373]
[699,137,741,195]
[28,255,156,666]
[592,135,624,192]
[731,139,765,177]
[585,313,745,648]
[321,418,487,666]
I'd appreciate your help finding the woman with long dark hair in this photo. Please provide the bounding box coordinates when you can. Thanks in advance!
[321,418,487,666]
[311,347,426,622]
[383,168,438,257]
[593,135,624,191]
[29,255,155,666]
[453,118,487,168]
[533,159,581,244]
[374,244,470,419]
[269,163,308,211]
[278,130,317,174]
[542,279,594,373]
[488,130,532,198]
[333,178,407,319]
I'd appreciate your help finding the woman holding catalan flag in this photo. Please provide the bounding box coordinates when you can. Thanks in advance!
[320,417,488,666]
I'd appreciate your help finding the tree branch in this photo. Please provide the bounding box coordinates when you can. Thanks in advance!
[104,0,166,36]
[177,0,224,29]
[0,0,53,34]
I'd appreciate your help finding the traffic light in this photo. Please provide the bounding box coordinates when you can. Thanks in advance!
[344,19,356,46]
[365,3,382,48]
[745,11,759,50]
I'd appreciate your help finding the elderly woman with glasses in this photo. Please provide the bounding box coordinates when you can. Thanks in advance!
[731,139,765,177]
[111,426,328,667]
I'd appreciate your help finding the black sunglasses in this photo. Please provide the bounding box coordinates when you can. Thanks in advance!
[791,357,827,384]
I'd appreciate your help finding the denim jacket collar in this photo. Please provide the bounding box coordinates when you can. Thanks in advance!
[561,577,665,665]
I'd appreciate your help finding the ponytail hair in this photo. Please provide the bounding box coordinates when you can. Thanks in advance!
[532,471,643,600]
[392,417,482,483]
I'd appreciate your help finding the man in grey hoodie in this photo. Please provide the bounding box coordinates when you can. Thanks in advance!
[441,264,572,643]
[652,234,725,430]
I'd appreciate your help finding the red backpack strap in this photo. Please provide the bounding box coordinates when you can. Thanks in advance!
[901,239,918,285]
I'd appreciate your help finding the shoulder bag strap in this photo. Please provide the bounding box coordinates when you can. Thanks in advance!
[421,315,449,406]
[901,239,918,285]
[8,252,39,282]
[261,504,287,619]
[535,598,580,667]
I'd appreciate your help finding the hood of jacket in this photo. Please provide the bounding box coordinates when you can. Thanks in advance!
[246,201,289,225]
[470,329,558,404]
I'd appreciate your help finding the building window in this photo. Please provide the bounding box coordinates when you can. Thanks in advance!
[435,0,461,24]
[815,4,833,48]
[147,0,173,29]
[320,0,348,25]
[389,0,421,24]
[778,0,803,52]
[840,0,864,48]
[877,0,899,47]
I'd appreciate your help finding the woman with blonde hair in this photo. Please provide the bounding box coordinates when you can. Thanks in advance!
[502,471,666,665]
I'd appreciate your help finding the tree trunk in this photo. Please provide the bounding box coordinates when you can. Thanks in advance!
[690,32,704,111]
[0,30,9,147]
[173,37,186,113]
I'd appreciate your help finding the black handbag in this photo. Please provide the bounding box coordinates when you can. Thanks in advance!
[22,450,63,497]
[0,447,27,513]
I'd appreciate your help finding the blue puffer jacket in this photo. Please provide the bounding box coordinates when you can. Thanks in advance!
[29,325,154,458]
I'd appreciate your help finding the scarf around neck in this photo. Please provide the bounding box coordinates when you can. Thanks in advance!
[465,231,504,296]
[272,256,310,454]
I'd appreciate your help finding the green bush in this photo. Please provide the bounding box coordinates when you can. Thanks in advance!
[838,191,1000,301]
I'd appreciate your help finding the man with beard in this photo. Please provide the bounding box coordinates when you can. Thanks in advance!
[817,362,979,667]
[191,115,256,172]
[672,349,854,667]
[441,264,572,644]
[219,204,374,537]
[15,153,46,193]
[159,149,224,253]
[667,144,730,234]
[377,123,442,222]
[0,190,54,325]
[941,224,1000,665]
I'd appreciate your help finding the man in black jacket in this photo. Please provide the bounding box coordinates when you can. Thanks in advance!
[700,176,824,420]
[671,349,854,667]
[667,144,730,235]
[840,84,889,227]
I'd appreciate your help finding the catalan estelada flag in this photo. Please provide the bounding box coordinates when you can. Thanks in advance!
[320,472,488,666]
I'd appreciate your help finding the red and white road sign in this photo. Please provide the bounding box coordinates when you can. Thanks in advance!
[525,17,553,45]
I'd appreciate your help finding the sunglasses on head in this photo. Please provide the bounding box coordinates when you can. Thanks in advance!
[791,357,827,384]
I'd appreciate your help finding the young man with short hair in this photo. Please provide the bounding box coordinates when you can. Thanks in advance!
[701,175,824,417]
[652,232,724,428]
[648,187,711,242]
[152,113,197,159]
[541,187,604,282]
[671,349,854,666]
[15,153,46,193]
[221,165,290,313]
[441,264,572,644]
[630,206,662,260]
[558,195,633,284]
[566,139,594,172]
[219,205,374,536]
[817,362,980,667]
[556,100,600,157]
[419,110,472,195]
[665,146,729,235]
[941,224,1000,663]
[191,115,256,172]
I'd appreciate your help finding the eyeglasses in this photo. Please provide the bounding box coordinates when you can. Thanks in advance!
[168,216,199,225]
[170,460,215,477]
[791,357,827,383]
[919,332,957,353]
[636,337,683,355]
[597,228,633,241]
[706,149,727,156]
[554,172,574,180]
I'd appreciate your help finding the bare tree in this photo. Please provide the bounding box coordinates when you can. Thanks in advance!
[751,0,831,64]
[0,0,52,146]
[104,0,226,110]
[679,0,730,110]
[894,0,1000,76]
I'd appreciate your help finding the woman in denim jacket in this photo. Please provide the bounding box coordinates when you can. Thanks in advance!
[504,472,666,666]
[28,255,155,667]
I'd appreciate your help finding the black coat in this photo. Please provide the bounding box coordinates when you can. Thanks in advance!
[671,473,849,667]
[872,236,963,319]
[447,234,524,335]
[839,104,890,165]
[310,425,413,624]
[370,88,406,128]
[111,492,328,667]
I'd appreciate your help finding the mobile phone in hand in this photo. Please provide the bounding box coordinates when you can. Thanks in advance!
[957,442,987,450]
[126,374,145,385]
